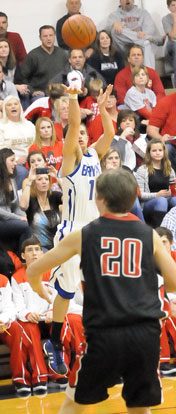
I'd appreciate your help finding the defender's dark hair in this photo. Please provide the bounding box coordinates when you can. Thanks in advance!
[96,169,137,213]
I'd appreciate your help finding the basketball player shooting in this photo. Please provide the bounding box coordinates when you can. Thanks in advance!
[27,168,176,414]
[29,72,115,376]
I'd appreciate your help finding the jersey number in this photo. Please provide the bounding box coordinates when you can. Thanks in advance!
[89,179,94,200]
[100,237,142,278]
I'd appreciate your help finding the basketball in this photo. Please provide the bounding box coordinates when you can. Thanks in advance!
[62,14,96,49]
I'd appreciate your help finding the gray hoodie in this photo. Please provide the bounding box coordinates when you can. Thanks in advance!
[106,5,155,36]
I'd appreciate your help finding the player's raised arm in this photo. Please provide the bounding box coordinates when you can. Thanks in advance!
[26,230,82,300]
[92,84,115,160]
[153,230,176,292]
[61,71,83,176]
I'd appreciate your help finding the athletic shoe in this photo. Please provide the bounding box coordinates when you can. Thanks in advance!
[15,383,31,398]
[160,362,176,376]
[32,382,48,395]
[43,339,68,375]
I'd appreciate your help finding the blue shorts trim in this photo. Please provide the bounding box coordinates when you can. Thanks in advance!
[54,278,75,299]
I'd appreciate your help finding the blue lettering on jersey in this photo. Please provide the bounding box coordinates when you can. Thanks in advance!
[82,163,101,177]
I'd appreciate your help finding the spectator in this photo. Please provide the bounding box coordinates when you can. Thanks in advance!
[18,25,67,106]
[147,92,176,171]
[161,206,176,251]
[29,117,63,171]
[24,83,65,124]
[124,65,156,120]
[54,96,69,142]
[11,236,64,395]
[20,169,62,251]
[105,0,163,69]
[0,148,32,256]
[135,138,176,227]
[0,37,29,99]
[26,150,62,193]
[0,62,18,103]
[111,109,143,169]
[56,0,95,58]
[87,30,124,84]
[0,272,32,397]
[0,95,35,189]
[49,48,106,92]
[101,147,144,220]
[79,78,103,127]
[114,44,165,105]
[162,0,176,87]
[56,0,82,51]
[26,150,47,171]
[87,88,118,145]
[0,11,26,65]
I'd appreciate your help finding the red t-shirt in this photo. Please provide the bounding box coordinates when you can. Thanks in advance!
[29,141,63,171]
[148,93,176,145]
[87,114,117,146]
[54,123,64,142]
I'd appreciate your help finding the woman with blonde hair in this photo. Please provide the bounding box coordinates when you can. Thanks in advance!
[54,96,69,142]
[135,138,176,227]
[29,116,63,172]
[0,95,35,188]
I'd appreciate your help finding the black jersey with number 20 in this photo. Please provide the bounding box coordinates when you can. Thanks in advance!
[81,213,165,332]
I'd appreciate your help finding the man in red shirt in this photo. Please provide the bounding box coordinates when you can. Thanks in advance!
[0,11,26,65]
[147,92,176,170]
[114,44,165,105]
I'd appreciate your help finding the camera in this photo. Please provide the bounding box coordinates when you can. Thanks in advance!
[36,167,49,174]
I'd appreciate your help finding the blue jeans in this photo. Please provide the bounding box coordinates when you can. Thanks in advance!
[143,196,176,226]
[131,197,144,221]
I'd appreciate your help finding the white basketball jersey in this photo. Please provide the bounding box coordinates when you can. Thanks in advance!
[61,147,101,229]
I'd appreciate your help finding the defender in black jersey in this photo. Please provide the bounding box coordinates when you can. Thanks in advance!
[27,169,176,414]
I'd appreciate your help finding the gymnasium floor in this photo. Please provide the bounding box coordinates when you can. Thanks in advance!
[1,378,176,414]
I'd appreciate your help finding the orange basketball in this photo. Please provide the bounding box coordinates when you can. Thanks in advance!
[62,14,96,49]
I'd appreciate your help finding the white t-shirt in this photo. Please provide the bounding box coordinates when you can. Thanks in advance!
[0,119,35,159]
[124,86,156,112]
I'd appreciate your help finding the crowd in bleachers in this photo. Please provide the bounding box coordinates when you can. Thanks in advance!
[1,0,176,398]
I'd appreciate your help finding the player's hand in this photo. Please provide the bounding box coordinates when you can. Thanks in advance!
[97,84,113,110]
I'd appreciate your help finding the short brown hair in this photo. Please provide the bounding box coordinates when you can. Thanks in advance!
[132,65,149,85]
[96,169,137,213]
[167,0,176,6]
